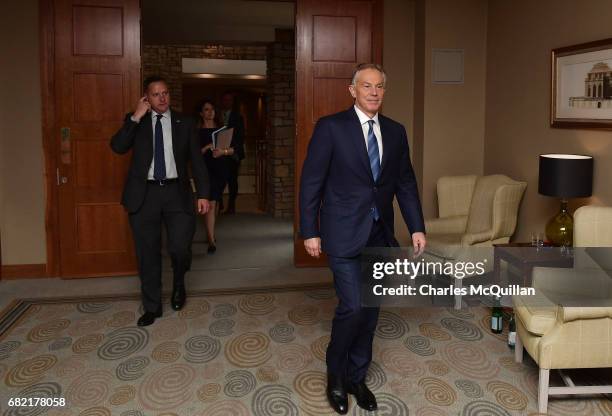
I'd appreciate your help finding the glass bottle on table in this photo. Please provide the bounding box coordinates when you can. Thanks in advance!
[491,296,503,334]
[508,314,516,348]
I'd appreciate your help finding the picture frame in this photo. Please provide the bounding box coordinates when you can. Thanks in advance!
[551,37,612,129]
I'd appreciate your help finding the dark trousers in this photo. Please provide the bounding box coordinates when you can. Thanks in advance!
[226,158,240,208]
[326,219,387,383]
[128,182,195,313]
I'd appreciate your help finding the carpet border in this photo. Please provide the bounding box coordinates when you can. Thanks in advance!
[0,282,333,339]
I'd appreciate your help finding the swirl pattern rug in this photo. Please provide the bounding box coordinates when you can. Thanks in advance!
[0,288,610,416]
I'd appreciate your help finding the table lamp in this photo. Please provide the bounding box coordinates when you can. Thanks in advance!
[538,154,593,246]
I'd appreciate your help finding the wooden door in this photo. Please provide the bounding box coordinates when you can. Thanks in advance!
[294,0,383,266]
[54,0,140,277]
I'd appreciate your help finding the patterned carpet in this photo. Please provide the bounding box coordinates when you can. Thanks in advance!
[0,286,610,416]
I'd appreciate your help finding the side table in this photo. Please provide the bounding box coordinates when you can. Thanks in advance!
[493,243,574,287]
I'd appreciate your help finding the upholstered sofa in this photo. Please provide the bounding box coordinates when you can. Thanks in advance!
[513,205,612,413]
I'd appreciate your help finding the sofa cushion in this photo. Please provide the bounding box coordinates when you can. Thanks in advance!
[513,292,558,336]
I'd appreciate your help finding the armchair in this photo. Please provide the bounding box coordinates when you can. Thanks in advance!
[423,174,527,307]
[513,205,612,413]
[426,174,527,253]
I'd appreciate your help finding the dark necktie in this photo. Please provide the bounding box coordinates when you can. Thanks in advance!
[154,114,166,180]
[367,120,380,220]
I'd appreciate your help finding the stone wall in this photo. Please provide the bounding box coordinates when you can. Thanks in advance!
[142,40,295,218]
[265,30,295,218]
[142,44,267,112]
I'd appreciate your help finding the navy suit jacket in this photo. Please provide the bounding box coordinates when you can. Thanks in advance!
[226,110,245,160]
[299,107,425,257]
[110,110,209,214]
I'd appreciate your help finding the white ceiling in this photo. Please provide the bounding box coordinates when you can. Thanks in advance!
[142,0,295,44]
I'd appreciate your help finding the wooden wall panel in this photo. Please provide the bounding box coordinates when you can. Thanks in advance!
[76,203,129,253]
[74,140,128,188]
[73,73,124,122]
[73,5,123,56]
[313,15,356,62]
[312,78,354,121]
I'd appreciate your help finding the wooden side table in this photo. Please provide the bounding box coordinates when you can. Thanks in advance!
[493,243,574,287]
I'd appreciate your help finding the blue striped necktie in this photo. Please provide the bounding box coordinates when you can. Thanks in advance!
[153,114,166,180]
[367,119,380,220]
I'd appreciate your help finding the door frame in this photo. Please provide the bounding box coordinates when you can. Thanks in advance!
[39,0,60,277]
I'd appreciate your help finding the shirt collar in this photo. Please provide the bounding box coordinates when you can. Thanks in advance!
[152,109,171,119]
[353,105,379,126]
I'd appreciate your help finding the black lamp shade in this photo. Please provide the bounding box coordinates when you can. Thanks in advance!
[538,154,593,198]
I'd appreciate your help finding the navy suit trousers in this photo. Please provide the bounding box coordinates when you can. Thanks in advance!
[326,219,387,382]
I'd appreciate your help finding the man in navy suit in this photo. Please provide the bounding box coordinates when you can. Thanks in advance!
[111,76,210,327]
[299,63,426,414]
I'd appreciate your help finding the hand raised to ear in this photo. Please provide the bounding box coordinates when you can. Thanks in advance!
[133,96,151,122]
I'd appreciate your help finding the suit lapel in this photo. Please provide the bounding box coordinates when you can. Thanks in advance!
[170,110,180,169]
[347,107,373,181]
[378,115,391,176]
[142,112,154,164]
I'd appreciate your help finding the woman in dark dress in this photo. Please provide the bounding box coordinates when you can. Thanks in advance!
[196,99,227,253]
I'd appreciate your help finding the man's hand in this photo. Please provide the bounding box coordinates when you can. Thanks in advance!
[132,96,151,122]
[197,199,210,215]
[304,237,322,258]
[201,143,213,154]
[412,232,426,257]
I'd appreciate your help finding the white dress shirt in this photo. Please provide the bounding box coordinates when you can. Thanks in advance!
[147,110,178,180]
[354,105,383,163]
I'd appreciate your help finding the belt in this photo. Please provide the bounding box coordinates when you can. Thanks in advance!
[147,178,179,186]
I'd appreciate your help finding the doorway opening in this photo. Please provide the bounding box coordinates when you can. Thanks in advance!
[140,1,299,288]
[182,76,267,213]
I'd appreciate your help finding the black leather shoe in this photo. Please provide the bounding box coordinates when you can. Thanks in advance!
[347,381,377,411]
[207,243,216,254]
[137,309,162,327]
[171,286,186,311]
[327,373,348,414]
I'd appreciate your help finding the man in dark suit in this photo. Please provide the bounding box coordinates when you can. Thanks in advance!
[111,76,210,327]
[299,64,426,414]
[220,92,245,214]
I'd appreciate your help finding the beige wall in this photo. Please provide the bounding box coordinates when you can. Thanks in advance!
[484,0,612,241]
[387,0,488,245]
[384,0,416,244]
[384,0,416,145]
[420,0,488,219]
[0,1,46,265]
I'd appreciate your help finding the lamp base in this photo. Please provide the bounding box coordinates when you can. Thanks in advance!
[545,200,573,246]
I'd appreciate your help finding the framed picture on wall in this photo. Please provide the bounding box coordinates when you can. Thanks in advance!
[551,37,612,129]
